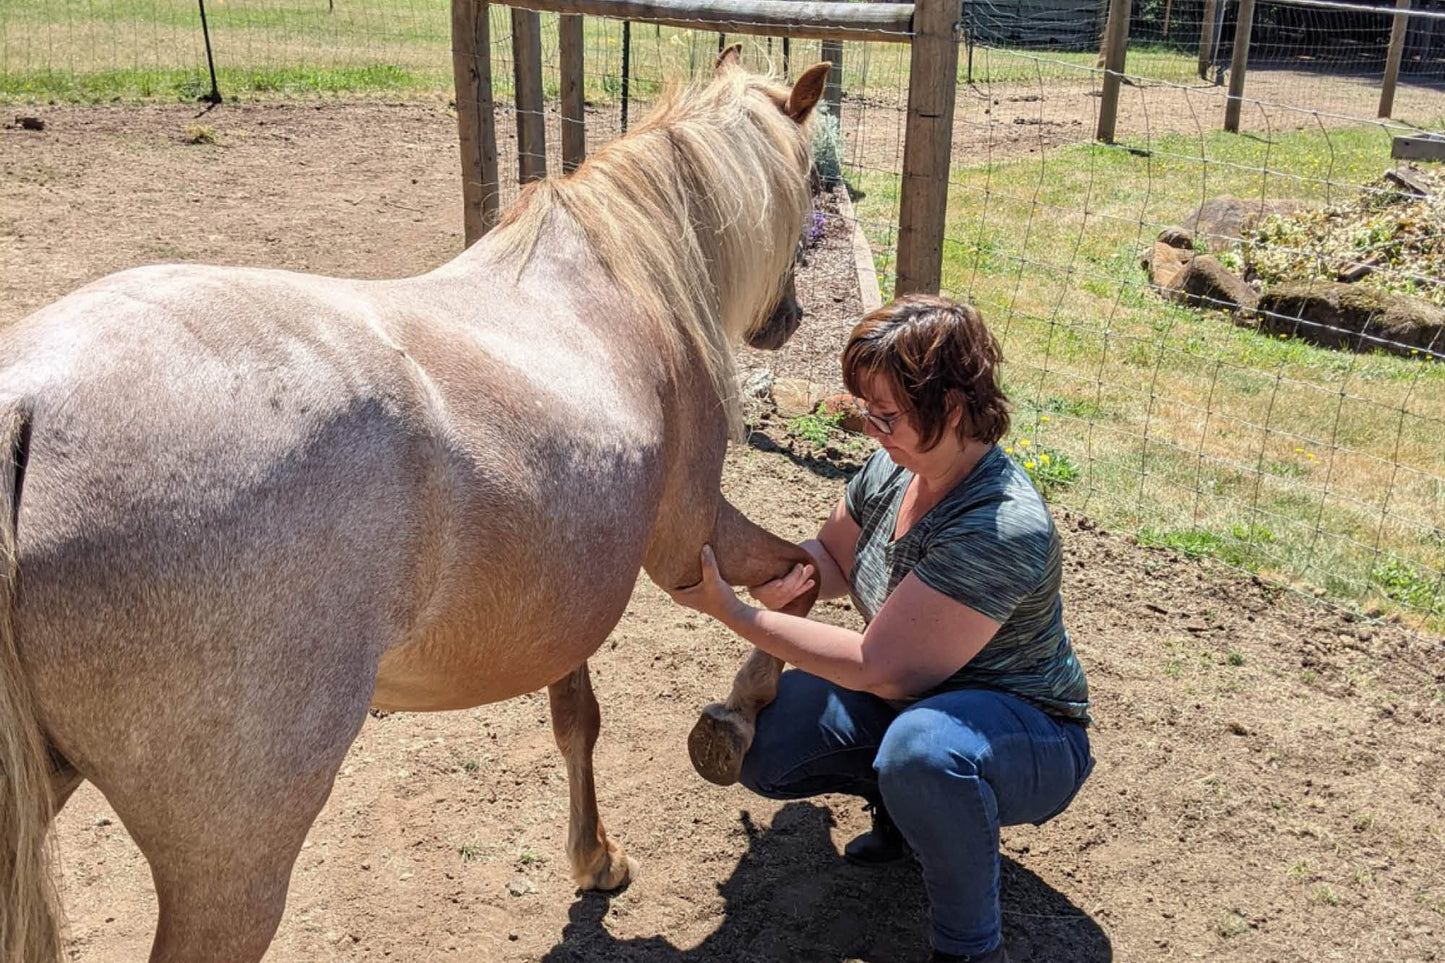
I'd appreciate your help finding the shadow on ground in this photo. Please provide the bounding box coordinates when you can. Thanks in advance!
[542,802,1110,963]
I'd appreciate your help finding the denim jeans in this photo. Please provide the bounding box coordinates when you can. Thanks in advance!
[739,670,1094,958]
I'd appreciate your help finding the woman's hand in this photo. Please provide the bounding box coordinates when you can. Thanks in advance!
[665,545,749,622]
[748,562,817,611]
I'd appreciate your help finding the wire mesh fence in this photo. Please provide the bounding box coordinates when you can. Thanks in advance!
[5,0,1445,623]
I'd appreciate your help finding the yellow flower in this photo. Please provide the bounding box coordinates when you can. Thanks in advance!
[1306,452,1317,460]
[1019,438,1031,448]
[1040,415,1051,423]
[1024,461,1036,470]
[1004,447,1014,455]
[1040,453,1051,465]
[1294,447,1304,454]
[1278,333,1288,339]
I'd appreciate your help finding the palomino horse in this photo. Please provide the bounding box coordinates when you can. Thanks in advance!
[0,50,824,963]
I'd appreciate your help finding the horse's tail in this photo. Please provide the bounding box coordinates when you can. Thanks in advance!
[0,402,61,963]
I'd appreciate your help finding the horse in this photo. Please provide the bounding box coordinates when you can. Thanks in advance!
[0,48,825,963]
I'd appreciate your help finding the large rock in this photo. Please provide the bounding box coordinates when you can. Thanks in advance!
[1142,240,1194,289]
[770,378,827,418]
[1166,255,1259,312]
[1183,196,1305,252]
[1255,281,1445,357]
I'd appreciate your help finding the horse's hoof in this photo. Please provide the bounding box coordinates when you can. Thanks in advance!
[687,703,751,786]
[580,850,635,892]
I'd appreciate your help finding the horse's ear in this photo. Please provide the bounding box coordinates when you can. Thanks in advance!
[785,62,831,122]
[714,43,743,76]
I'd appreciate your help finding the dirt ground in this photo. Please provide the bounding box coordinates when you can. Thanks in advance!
[2,101,1443,963]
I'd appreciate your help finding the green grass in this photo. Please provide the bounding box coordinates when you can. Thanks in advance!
[0,1,1198,104]
[854,123,1445,622]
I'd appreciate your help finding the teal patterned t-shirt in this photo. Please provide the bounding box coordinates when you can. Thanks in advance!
[844,445,1091,723]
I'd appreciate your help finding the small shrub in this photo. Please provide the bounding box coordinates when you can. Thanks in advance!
[183,124,219,145]
[812,101,843,189]
[788,410,844,447]
[1369,557,1445,615]
[1004,439,1080,501]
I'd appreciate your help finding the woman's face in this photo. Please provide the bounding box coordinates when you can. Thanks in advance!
[856,375,963,470]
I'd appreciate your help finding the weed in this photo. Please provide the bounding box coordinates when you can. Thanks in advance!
[1215,909,1251,938]
[789,411,844,448]
[183,124,219,145]
[461,758,479,774]
[1226,650,1246,666]
[1313,885,1341,906]
[458,843,480,862]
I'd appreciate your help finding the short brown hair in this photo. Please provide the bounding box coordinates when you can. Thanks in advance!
[841,295,1010,448]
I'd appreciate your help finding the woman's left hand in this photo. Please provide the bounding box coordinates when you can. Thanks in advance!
[665,545,748,622]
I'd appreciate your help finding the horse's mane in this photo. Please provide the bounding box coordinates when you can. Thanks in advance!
[488,68,813,436]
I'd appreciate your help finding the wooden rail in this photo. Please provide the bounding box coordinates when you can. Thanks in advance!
[452,0,954,295]
[492,0,915,43]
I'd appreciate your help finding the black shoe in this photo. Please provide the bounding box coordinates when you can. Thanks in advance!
[930,943,1009,963]
[843,800,908,865]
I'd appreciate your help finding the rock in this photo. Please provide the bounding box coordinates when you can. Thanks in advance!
[1157,226,1195,250]
[818,393,867,433]
[770,378,826,418]
[1183,196,1305,252]
[739,366,773,400]
[1165,256,1259,312]
[1142,240,1194,290]
[507,875,535,896]
[13,116,43,131]
[1255,281,1445,358]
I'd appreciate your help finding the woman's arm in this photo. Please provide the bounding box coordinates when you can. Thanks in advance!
[672,547,1000,701]
[749,497,859,608]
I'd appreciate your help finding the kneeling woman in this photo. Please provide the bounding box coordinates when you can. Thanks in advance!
[668,295,1094,963]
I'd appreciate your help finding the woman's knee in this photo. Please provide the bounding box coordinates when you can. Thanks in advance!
[874,707,989,794]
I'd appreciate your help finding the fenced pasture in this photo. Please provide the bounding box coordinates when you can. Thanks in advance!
[2,2,1445,961]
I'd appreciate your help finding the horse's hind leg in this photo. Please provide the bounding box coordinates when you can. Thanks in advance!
[124,759,344,963]
[687,498,817,786]
[548,662,633,891]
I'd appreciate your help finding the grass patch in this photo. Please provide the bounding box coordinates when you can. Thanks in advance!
[855,124,1445,621]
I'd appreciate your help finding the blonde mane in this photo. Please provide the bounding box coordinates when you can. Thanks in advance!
[489,69,814,435]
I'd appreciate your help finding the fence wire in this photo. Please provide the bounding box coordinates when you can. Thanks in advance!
[5,0,1445,623]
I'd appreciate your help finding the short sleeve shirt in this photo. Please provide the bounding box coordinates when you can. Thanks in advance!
[844,445,1091,723]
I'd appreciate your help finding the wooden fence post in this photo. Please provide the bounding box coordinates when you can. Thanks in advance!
[895,0,958,296]
[820,40,844,119]
[560,13,586,172]
[1198,0,1219,79]
[1095,0,1131,144]
[512,7,547,182]
[1223,0,1256,133]
[452,0,499,245]
[1379,0,1412,119]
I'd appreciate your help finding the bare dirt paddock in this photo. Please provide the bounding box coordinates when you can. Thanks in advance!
[2,102,1443,963]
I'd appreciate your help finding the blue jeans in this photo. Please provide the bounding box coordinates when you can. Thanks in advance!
[739,670,1094,958]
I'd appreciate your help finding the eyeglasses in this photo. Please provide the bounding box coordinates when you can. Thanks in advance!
[858,404,903,435]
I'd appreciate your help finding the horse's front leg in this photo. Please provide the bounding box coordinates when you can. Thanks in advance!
[687,498,818,786]
[548,662,634,890]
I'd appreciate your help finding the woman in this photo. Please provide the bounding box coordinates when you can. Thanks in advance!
[667,295,1093,963]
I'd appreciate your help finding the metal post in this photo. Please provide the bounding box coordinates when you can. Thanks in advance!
[1380,0,1412,119]
[1223,0,1256,133]
[195,0,223,104]
[1096,0,1131,144]
[621,19,631,132]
